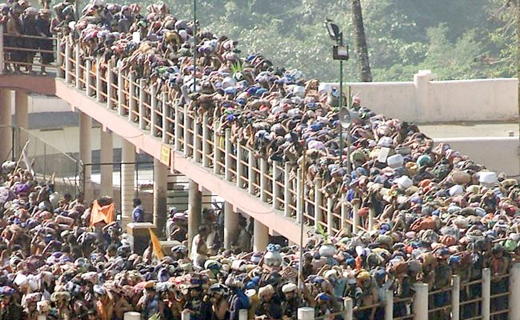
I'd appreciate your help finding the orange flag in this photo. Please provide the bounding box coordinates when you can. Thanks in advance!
[89,200,115,227]
[149,228,164,260]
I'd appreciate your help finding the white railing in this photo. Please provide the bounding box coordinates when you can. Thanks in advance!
[57,37,369,238]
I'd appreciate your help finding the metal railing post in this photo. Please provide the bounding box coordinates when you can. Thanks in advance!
[236,144,243,187]
[413,282,428,320]
[75,43,81,89]
[139,79,146,130]
[327,198,334,235]
[118,69,124,116]
[260,158,268,201]
[248,150,254,194]
[183,106,189,157]
[213,128,220,174]
[85,59,92,96]
[344,298,353,320]
[451,275,460,320]
[56,34,63,78]
[174,101,181,151]
[194,115,201,162]
[128,72,136,121]
[96,56,102,102]
[150,84,158,136]
[482,268,491,320]
[272,161,280,209]
[162,93,169,144]
[385,289,393,320]
[314,179,323,227]
[65,36,71,83]
[341,193,351,236]
[107,59,114,109]
[353,201,360,234]
[284,162,291,217]
[296,168,302,224]
[202,114,210,167]
[225,129,232,181]
[369,206,375,231]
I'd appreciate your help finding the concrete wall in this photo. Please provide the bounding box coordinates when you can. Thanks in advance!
[334,70,519,123]
[434,137,520,176]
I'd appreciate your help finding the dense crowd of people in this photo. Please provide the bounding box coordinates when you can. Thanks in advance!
[1,0,520,319]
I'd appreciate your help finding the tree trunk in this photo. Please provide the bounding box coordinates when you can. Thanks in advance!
[516,0,520,146]
[351,0,372,82]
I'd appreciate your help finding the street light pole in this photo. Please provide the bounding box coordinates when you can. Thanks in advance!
[325,20,350,175]
[193,0,197,93]
[339,53,343,165]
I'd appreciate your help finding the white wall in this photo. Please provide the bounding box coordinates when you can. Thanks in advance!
[327,71,520,123]
[434,137,520,176]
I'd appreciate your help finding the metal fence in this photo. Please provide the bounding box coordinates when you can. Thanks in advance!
[83,161,153,218]
[2,125,80,196]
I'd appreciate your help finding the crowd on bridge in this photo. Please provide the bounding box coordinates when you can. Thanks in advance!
[1,0,520,319]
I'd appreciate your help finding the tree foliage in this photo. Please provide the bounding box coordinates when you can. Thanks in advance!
[137,0,514,81]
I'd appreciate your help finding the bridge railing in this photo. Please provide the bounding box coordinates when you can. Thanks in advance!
[1,29,58,74]
[53,34,368,238]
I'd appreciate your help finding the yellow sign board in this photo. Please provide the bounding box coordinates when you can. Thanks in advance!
[160,145,171,166]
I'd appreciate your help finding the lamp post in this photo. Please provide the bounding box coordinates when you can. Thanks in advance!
[325,20,350,173]
[193,0,197,92]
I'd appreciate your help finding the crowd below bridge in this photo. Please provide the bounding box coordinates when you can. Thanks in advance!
[1,0,520,319]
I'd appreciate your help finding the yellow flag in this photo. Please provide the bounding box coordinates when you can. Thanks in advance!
[149,228,164,260]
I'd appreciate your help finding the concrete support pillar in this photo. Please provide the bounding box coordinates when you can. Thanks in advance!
[297,307,314,320]
[223,202,238,249]
[14,91,28,152]
[121,139,135,228]
[452,275,460,320]
[384,289,393,320]
[153,158,168,238]
[482,268,491,320]
[343,298,353,320]
[0,89,11,162]
[188,179,201,252]
[79,112,92,201]
[100,129,113,198]
[253,219,268,251]
[510,263,520,320]
[413,282,428,320]
[201,188,212,209]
